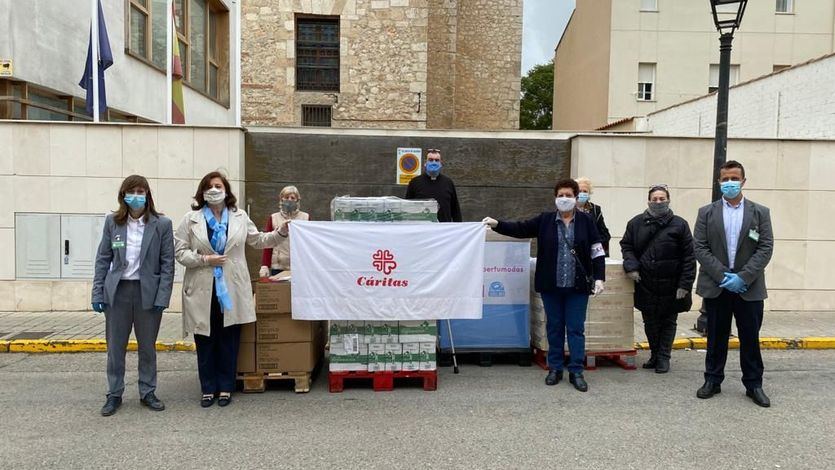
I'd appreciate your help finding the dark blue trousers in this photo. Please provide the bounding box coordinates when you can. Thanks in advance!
[194,288,241,394]
[704,290,764,390]
[541,288,589,374]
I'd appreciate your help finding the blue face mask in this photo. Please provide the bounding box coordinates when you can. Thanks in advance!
[124,194,146,210]
[578,192,590,204]
[720,180,742,199]
[426,161,442,177]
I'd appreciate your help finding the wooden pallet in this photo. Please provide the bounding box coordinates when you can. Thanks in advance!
[438,349,532,367]
[532,347,637,371]
[237,370,314,393]
[328,370,437,393]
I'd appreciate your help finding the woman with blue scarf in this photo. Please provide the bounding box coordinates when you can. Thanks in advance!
[175,172,287,408]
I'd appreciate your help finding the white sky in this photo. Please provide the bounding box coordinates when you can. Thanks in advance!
[521,0,575,74]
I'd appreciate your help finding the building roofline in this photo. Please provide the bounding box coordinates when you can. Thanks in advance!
[648,51,835,116]
[596,116,635,131]
[554,9,575,53]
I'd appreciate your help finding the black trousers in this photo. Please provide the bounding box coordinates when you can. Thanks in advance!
[704,290,765,390]
[194,288,241,395]
[640,306,678,361]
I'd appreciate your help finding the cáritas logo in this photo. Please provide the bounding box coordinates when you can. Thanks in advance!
[357,249,409,287]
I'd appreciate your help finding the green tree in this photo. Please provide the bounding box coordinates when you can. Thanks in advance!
[519,61,554,130]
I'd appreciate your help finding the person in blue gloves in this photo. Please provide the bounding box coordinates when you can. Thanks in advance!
[91,175,175,416]
[693,161,774,408]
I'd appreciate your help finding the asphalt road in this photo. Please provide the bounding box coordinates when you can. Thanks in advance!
[0,350,833,469]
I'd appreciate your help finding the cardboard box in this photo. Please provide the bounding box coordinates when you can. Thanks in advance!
[418,342,437,371]
[367,344,386,372]
[384,343,402,371]
[240,322,256,343]
[398,320,438,343]
[329,320,365,345]
[374,321,399,344]
[257,341,321,372]
[360,322,375,344]
[329,343,368,371]
[401,342,420,371]
[255,279,292,314]
[257,313,321,343]
[237,342,256,374]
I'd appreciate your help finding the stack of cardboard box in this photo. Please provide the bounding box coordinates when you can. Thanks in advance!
[328,320,437,372]
[237,275,326,375]
[530,260,635,352]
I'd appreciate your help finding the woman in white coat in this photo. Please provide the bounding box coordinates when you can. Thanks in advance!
[175,171,287,408]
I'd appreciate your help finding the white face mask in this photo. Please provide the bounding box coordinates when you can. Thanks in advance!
[204,188,226,206]
[555,197,577,213]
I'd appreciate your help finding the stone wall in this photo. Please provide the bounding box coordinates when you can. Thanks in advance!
[242,0,522,129]
[451,0,523,129]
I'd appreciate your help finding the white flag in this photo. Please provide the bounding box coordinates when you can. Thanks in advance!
[290,221,486,320]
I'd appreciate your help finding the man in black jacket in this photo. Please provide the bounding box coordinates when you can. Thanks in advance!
[620,185,696,374]
[404,148,462,222]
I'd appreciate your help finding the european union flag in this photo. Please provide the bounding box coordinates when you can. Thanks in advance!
[79,0,113,116]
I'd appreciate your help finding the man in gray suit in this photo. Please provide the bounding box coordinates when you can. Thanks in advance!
[92,175,175,416]
[693,161,774,408]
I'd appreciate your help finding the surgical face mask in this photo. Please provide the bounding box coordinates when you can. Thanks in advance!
[124,194,146,211]
[720,180,742,199]
[203,188,226,206]
[555,196,576,213]
[578,192,590,204]
[280,200,299,213]
[426,161,442,177]
[647,201,670,217]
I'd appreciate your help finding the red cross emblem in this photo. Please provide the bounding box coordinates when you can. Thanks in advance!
[372,249,397,275]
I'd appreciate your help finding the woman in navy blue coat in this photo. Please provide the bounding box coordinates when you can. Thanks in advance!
[483,179,606,392]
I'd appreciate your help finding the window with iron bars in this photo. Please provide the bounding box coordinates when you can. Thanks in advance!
[296,17,340,92]
[302,105,332,127]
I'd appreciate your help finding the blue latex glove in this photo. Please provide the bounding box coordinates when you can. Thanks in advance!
[152,306,165,315]
[91,303,107,313]
[719,273,748,293]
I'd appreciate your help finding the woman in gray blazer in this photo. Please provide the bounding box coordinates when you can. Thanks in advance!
[91,175,175,417]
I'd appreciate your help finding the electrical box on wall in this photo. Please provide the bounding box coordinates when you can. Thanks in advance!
[15,213,105,279]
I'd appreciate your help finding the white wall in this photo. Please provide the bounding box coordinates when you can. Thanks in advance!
[645,53,835,139]
[0,0,238,125]
[606,0,835,126]
[571,134,835,312]
[0,121,245,311]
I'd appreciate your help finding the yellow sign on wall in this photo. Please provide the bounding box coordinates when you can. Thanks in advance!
[396,147,422,185]
[0,60,12,77]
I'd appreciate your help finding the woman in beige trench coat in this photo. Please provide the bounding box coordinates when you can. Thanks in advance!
[175,171,286,408]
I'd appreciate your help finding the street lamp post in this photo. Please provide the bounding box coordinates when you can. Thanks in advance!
[696,0,748,333]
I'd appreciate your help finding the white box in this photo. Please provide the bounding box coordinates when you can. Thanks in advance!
[401,342,420,371]
[368,344,386,372]
[385,343,402,371]
[418,342,437,371]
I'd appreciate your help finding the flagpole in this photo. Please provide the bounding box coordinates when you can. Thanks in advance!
[166,0,173,125]
[234,0,241,127]
[91,0,100,122]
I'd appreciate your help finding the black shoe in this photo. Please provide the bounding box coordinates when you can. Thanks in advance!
[100,396,122,416]
[140,392,165,411]
[545,370,563,386]
[642,356,657,369]
[655,358,670,374]
[746,388,771,408]
[696,381,721,399]
[569,372,588,392]
[218,393,232,407]
[201,394,216,408]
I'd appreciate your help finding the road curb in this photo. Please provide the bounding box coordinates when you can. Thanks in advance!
[0,339,195,353]
[636,337,835,350]
[1,337,833,354]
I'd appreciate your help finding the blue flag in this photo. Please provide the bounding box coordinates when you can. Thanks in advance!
[79,0,113,116]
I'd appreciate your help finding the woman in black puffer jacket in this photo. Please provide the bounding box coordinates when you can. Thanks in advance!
[620,185,696,373]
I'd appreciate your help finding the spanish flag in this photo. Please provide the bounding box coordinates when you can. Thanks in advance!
[171,3,185,124]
